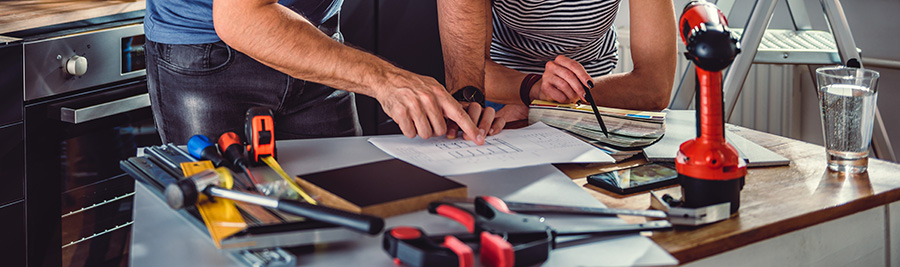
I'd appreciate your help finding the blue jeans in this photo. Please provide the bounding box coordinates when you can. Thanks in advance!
[146,39,361,144]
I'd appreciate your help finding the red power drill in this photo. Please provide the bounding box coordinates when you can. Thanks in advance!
[676,0,746,214]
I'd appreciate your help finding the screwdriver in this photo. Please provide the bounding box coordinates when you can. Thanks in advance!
[218,132,263,188]
[187,134,251,190]
[187,135,229,168]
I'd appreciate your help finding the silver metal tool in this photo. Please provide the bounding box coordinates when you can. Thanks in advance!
[165,168,385,235]
[442,197,669,219]
[650,190,731,226]
[230,248,296,267]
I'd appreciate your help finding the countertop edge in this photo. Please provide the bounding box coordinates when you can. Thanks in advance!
[0,1,145,35]
[664,188,900,264]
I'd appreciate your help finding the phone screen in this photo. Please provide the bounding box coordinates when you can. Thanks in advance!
[587,163,679,194]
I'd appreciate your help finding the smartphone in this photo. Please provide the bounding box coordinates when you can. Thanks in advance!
[587,163,679,195]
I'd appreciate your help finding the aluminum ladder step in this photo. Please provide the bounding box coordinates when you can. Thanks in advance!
[731,28,858,65]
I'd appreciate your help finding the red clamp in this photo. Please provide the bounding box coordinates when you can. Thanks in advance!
[385,196,673,267]
[383,226,473,267]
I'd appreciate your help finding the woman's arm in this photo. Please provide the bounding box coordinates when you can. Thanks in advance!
[588,0,677,111]
[486,0,677,111]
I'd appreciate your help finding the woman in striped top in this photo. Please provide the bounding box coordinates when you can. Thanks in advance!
[485,0,677,125]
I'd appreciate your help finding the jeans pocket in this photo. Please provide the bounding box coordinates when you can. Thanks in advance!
[157,42,233,75]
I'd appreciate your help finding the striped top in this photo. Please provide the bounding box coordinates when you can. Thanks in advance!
[491,0,621,77]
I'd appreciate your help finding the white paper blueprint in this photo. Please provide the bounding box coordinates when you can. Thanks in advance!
[368,122,615,176]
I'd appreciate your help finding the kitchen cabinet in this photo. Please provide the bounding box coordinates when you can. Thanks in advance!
[0,39,23,126]
[0,123,24,206]
[0,39,23,207]
[0,201,26,267]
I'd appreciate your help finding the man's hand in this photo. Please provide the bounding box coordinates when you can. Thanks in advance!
[536,55,594,103]
[445,102,490,144]
[445,102,529,141]
[375,73,484,145]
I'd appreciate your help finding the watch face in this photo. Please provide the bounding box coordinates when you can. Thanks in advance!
[455,86,485,107]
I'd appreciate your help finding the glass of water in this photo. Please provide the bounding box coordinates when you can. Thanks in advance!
[815,66,879,173]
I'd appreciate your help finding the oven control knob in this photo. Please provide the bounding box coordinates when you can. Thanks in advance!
[65,55,88,76]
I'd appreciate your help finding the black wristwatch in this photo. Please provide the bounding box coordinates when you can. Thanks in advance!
[452,85,485,107]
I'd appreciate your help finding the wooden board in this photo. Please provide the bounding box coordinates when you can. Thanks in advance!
[0,0,145,34]
[556,124,900,264]
[294,159,467,218]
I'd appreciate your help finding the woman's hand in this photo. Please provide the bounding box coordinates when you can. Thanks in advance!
[489,104,529,135]
[536,55,593,103]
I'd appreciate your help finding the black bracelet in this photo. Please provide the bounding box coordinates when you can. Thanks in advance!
[520,74,541,106]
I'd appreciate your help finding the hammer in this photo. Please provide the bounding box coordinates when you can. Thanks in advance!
[165,168,384,235]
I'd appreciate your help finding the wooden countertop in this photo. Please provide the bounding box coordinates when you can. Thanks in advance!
[556,124,900,264]
[0,0,145,34]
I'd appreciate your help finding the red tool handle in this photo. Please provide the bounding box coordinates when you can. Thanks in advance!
[479,232,514,267]
[480,196,512,214]
[390,226,422,240]
[217,132,251,168]
[217,132,243,154]
[428,202,475,233]
[384,226,473,267]
[444,236,474,267]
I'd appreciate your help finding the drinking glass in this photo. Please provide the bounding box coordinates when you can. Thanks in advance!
[815,66,879,173]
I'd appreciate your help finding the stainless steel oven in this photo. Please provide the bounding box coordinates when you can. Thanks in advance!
[7,13,161,267]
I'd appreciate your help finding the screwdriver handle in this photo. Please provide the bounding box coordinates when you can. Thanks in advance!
[187,135,228,168]
[218,132,251,168]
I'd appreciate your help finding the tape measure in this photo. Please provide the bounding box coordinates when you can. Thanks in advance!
[245,107,277,165]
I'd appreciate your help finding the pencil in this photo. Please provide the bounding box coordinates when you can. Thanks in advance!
[582,81,609,138]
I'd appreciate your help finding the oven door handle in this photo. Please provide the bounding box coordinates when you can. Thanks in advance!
[58,93,151,124]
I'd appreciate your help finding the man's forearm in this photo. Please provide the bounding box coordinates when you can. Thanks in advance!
[212,0,407,99]
[436,0,487,94]
[212,0,486,143]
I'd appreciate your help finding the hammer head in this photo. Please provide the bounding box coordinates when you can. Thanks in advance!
[164,167,234,209]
